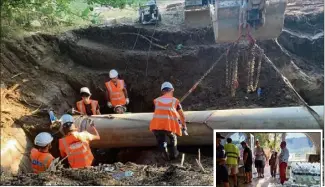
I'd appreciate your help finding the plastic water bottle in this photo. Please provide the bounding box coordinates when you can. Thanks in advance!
[125,171,133,177]
[112,171,133,180]
[257,87,262,97]
[49,111,57,123]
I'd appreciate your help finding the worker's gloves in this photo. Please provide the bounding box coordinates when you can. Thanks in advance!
[126,98,130,105]
[182,126,188,136]
[107,102,112,108]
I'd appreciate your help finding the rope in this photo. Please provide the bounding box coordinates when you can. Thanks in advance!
[255,44,324,129]
[179,48,229,102]
[179,20,255,102]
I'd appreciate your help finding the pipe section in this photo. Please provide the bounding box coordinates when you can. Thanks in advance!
[73,105,323,148]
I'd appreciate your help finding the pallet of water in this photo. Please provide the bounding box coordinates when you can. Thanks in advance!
[268,162,321,187]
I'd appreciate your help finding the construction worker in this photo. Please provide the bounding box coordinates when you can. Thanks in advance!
[241,141,253,184]
[224,138,240,187]
[215,133,229,187]
[76,87,101,115]
[30,132,55,173]
[105,69,129,110]
[58,114,100,168]
[149,82,186,161]
[279,141,289,184]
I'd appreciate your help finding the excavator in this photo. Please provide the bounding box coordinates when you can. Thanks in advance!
[185,0,288,42]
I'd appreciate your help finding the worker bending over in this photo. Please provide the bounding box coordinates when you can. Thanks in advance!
[224,138,240,187]
[76,87,100,115]
[30,132,55,173]
[58,114,100,168]
[105,69,129,110]
[149,82,187,160]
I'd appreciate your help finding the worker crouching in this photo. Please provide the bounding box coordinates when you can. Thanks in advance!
[30,132,55,173]
[58,114,100,168]
[149,82,187,161]
[76,87,101,116]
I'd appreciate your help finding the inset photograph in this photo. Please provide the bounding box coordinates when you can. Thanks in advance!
[214,130,322,187]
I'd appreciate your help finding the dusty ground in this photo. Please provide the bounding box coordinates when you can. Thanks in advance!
[0,0,324,185]
[1,152,213,186]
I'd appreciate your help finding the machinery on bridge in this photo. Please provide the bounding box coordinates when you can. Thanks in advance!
[185,0,287,42]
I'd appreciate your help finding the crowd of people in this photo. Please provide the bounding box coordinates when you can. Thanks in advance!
[215,133,290,187]
[30,69,188,173]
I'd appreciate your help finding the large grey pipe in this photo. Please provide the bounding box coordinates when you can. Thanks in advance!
[73,105,323,148]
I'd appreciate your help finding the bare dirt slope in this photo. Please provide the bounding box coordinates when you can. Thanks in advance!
[0,0,323,185]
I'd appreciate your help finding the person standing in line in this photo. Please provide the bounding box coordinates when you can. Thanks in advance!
[241,141,253,184]
[224,138,240,187]
[269,150,278,178]
[279,141,289,185]
[254,140,266,178]
[215,133,230,187]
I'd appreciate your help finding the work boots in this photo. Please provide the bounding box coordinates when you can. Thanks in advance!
[161,147,170,161]
[169,146,179,160]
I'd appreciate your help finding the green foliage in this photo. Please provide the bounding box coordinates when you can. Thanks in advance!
[252,133,282,152]
[1,0,145,37]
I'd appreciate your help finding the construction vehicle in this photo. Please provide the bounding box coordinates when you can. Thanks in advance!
[184,0,215,28]
[212,0,287,42]
[184,0,287,42]
[138,0,162,25]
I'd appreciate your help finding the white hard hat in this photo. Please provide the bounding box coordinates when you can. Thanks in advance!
[80,87,91,95]
[34,132,53,147]
[109,69,118,79]
[60,114,74,125]
[161,82,174,91]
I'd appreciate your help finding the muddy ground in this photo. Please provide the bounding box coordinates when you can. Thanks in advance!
[0,0,324,185]
[1,152,213,186]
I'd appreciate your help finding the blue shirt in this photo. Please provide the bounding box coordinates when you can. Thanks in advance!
[216,144,226,159]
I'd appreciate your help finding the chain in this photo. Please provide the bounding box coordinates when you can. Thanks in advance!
[245,45,250,92]
[251,47,263,91]
[231,47,239,97]
[225,50,230,88]
[180,46,232,102]
[247,44,256,92]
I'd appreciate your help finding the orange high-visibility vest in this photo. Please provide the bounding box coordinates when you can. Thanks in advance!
[149,95,182,136]
[30,148,54,174]
[58,134,94,169]
[76,100,98,115]
[105,80,126,106]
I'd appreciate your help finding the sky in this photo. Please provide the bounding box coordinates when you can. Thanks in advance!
[286,133,306,139]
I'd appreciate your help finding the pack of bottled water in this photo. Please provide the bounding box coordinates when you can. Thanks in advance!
[291,162,321,176]
[268,162,321,187]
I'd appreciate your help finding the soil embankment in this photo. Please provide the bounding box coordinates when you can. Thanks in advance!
[0,0,323,184]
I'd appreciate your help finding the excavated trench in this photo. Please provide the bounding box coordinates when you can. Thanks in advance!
[0,2,324,181]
